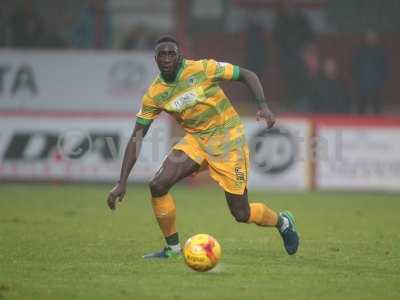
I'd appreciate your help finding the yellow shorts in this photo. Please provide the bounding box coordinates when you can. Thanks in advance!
[173,134,249,195]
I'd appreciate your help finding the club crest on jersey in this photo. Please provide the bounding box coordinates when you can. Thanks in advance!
[187,76,197,86]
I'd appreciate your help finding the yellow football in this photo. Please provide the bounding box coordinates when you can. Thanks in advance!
[183,234,221,272]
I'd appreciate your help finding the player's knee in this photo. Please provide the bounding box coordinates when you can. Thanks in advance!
[231,208,250,223]
[149,177,170,197]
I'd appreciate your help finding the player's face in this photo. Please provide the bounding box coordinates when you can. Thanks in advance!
[155,42,181,77]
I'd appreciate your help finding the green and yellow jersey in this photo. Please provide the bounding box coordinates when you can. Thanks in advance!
[136,59,244,155]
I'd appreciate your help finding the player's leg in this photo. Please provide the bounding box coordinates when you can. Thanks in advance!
[208,142,299,255]
[209,144,278,227]
[143,149,201,259]
[225,189,282,228]
[224,189,250,222]
[225,189,278,226]
[225,189,299,255]
[149,149,200,197]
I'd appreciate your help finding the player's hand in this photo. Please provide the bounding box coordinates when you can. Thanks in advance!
[107,182,126,210]
[256,106,276,129]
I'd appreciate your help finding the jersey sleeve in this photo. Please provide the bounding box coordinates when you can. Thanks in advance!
[203,59,240,82]
[136,93,161,126]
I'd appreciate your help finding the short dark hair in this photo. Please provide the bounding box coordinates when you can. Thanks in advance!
[155,35,179,48]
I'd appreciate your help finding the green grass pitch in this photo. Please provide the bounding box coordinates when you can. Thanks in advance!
[0,183,399,300]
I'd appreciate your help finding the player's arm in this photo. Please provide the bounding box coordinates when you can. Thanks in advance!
[237,67,275,129]
[206,60,275,128]
[107,122,151,210]
[107,90,160,210]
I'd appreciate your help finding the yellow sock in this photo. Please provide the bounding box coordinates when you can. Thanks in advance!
[247,203,278,227]
[151,193,177,238]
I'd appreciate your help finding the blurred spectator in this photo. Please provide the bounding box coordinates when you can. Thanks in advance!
[245,18,268,79]
[273,0,315,108]
[8,0,44,48]
[122,27,153,50]
[295,43,321,112]
[311,58,350,114]
[353,29,388,114]
[0,7,9,47]
[71,0,113,49]
[302,43,320,80]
